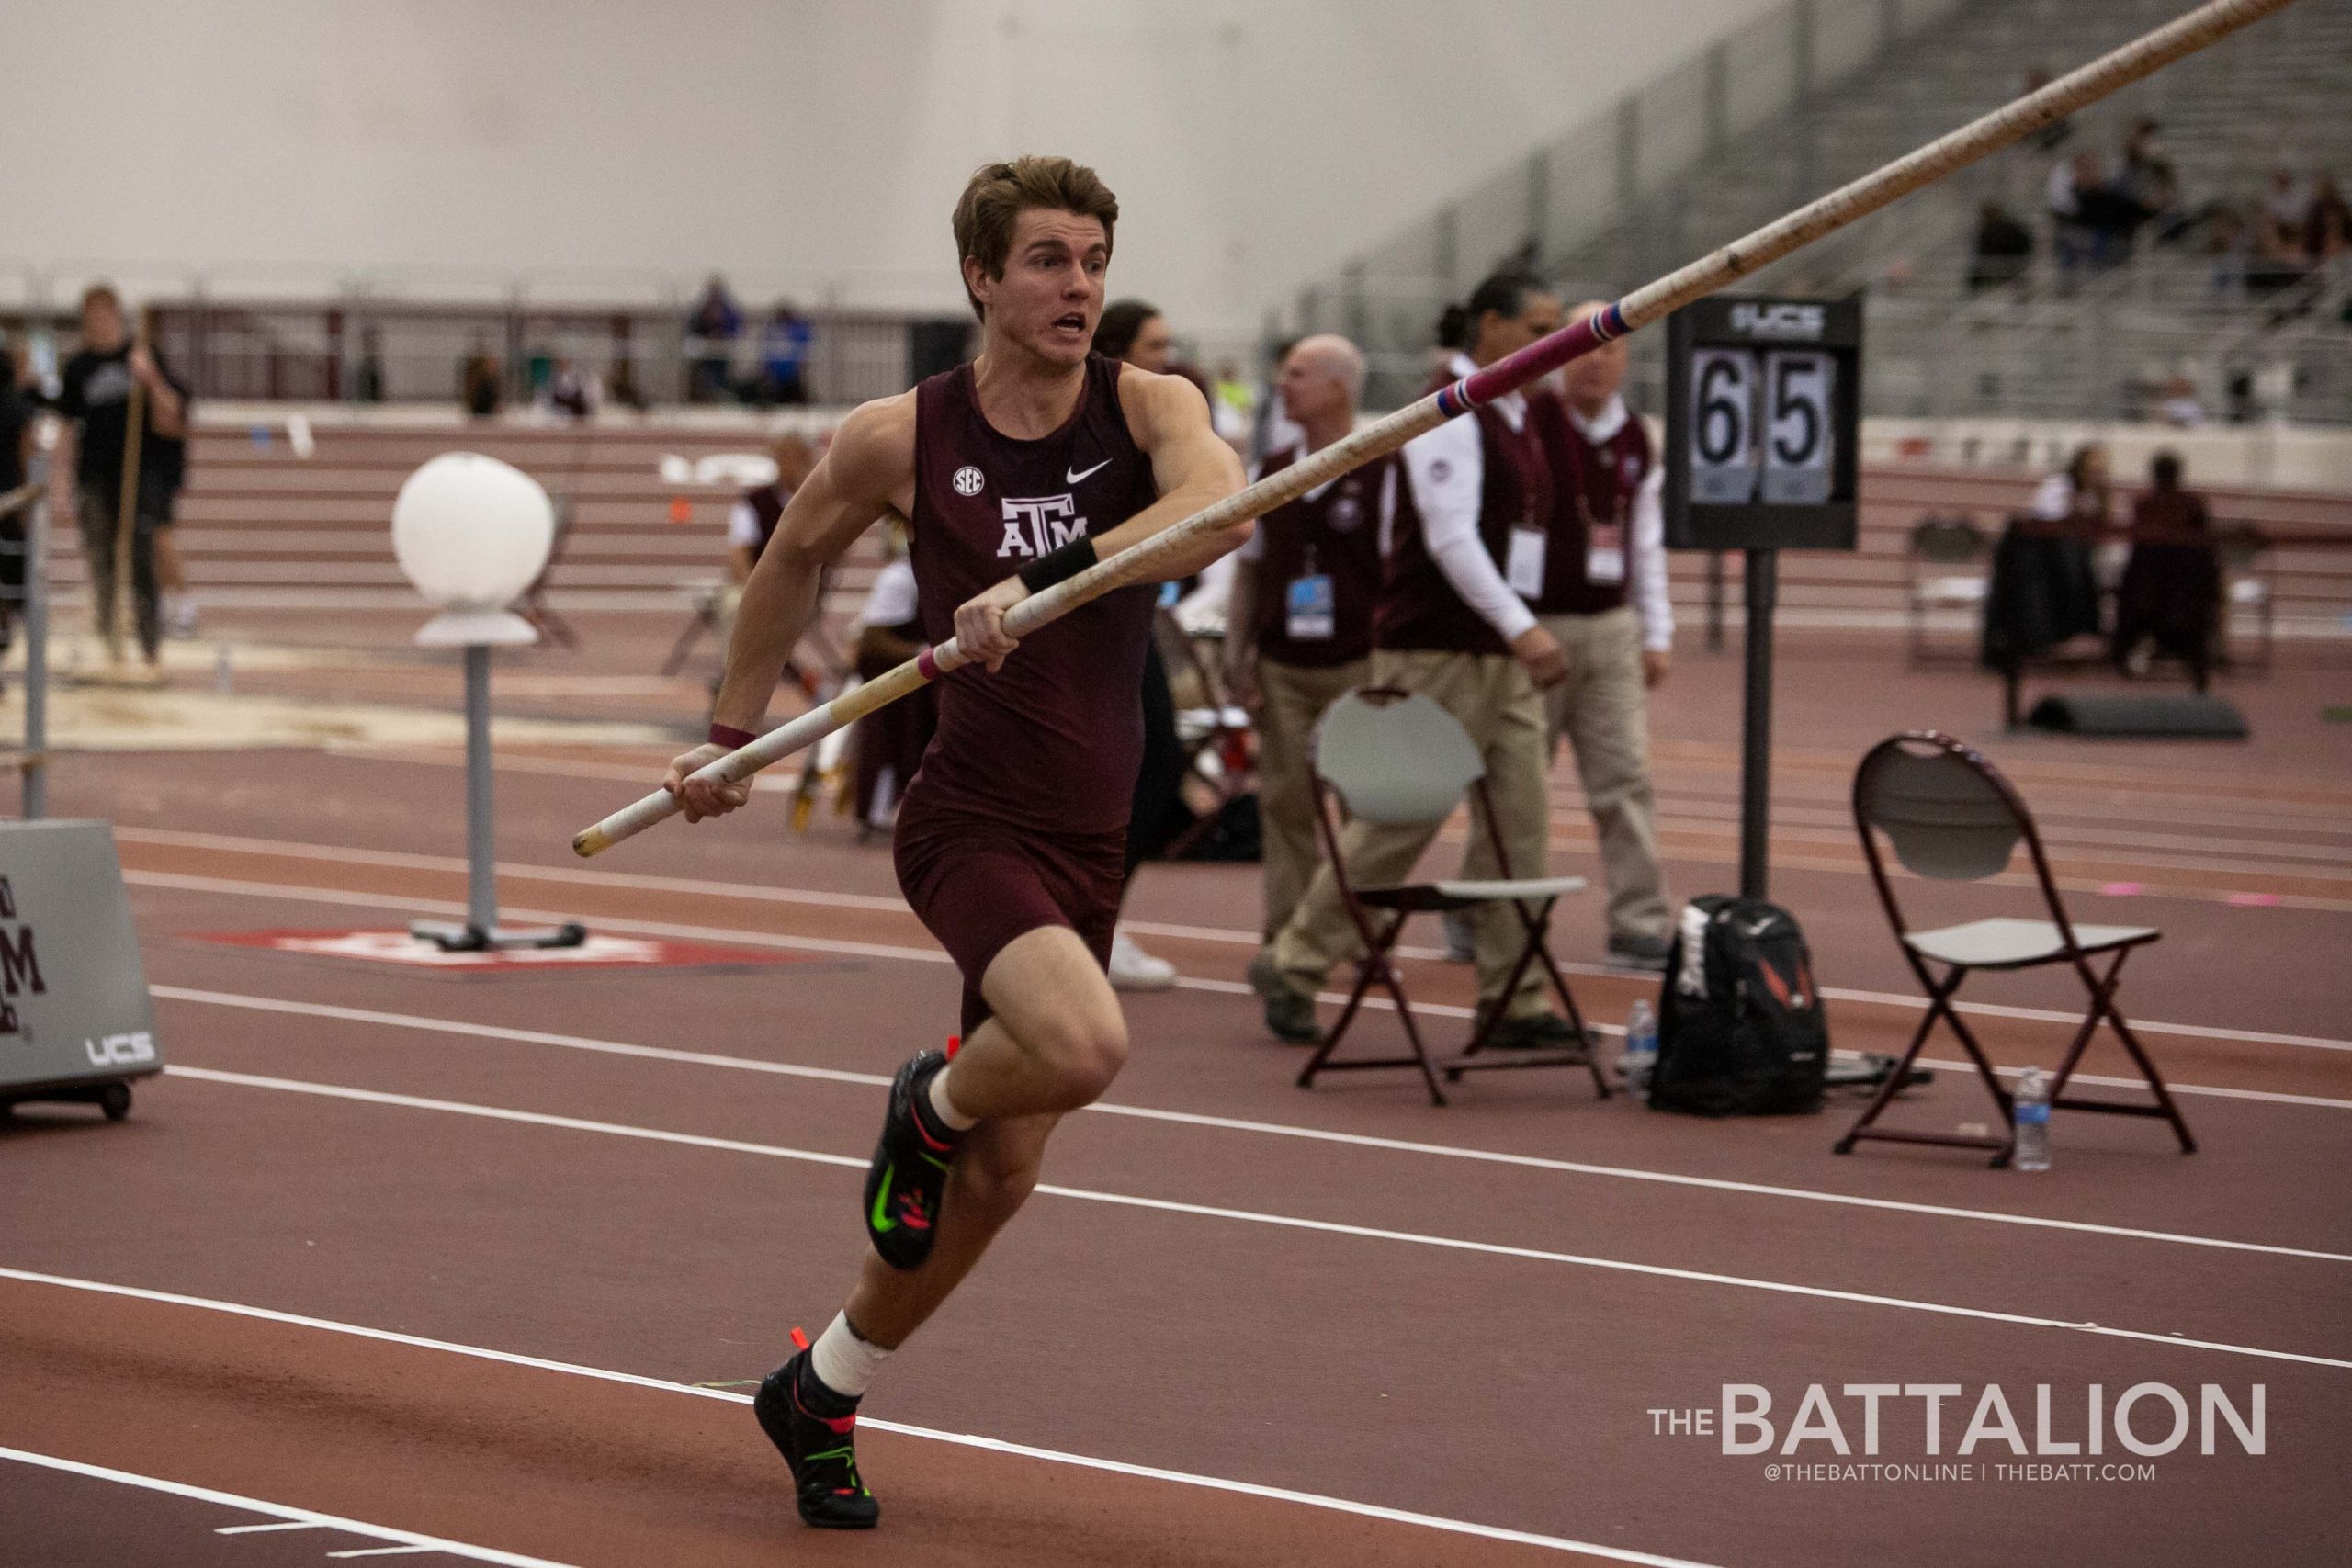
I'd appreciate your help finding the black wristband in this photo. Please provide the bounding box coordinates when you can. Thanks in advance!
[1017,536,1099,594]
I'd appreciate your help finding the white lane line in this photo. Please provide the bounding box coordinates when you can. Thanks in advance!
[151,1066,2352,1371]
[114,836,2352,1056]
[0,1272,1724,1568]
[127,870,2352,1104]
[327,1550,436,1559]
[0,1447,579,1567]
[149,985,2352,1261]
[218,1521,329,1533]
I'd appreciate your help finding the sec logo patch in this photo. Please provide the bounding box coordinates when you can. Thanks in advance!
[953,466,985,497]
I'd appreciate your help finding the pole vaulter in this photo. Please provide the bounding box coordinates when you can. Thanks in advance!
[575,0,2298,859]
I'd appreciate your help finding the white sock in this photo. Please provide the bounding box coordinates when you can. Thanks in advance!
[927,1065,978,1132]
[808,1311,890,1400]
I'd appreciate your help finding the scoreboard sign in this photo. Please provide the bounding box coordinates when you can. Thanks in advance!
[1665,293,1862,551]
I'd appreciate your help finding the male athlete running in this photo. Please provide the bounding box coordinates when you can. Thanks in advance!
[663,156,1246,1529]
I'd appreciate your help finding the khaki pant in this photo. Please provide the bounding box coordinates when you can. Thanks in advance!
[1253,655,1370,942]
[1539,605,1669,941]
[1270,647,1553,1021]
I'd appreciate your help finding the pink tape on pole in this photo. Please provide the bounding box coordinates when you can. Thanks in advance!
[916,647,940,681]
[1455,301,1626,411]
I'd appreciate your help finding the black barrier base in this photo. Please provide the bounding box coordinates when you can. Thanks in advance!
[2024,692,2250,739]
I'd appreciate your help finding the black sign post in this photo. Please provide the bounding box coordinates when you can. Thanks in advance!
[1665,293,1863,899]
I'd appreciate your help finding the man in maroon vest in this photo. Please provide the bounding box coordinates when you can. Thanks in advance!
[1224,334,1389,958]
[1254,271,1584,1052]
[662,156,1246,1529]
[1526,301,1675,970]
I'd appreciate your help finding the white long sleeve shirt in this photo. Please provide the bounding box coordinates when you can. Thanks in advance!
[1388,352,1538,646]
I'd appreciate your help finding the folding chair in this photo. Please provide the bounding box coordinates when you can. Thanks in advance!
[515,492,582,650]
[1840,730,2196,1166]
[1905,514,1989,666]
[1295,687,1605,1107]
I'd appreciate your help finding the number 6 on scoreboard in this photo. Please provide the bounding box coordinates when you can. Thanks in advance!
[1761,350,1835,505]
[1688,347,1758,505]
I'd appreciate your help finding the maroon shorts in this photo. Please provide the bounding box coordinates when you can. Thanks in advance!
[893,801,1127,1035]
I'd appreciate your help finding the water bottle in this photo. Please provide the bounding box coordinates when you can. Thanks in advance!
[1621,998,1658,1099]
[2011,1068,2052,1171]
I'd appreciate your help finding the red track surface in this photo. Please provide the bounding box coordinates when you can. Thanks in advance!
[6,644,2349,1566]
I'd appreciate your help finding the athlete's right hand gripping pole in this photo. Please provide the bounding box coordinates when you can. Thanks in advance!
[571,0,2297,859]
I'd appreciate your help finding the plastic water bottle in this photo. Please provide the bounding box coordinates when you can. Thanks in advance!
[1621,999,1658,1099]
[2011,1068,2052,1171]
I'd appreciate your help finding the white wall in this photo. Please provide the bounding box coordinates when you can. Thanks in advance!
[5,0,1786,352]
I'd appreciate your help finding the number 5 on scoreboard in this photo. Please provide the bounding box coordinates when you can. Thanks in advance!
[1760,350,1835,505]
[1688,348,1758,505]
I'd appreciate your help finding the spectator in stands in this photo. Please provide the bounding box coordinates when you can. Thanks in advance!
[1224,335,1382,962]
[2258,166,2312,255]
[537,355,600,421]
[687,275,742,403]
[2047,152,2095,274]
[1091,297,1192,991]
[2112,450,2219,688]
[2119,119,2178,230]
[848,522,935,838]
[754,301,812,406]
[459,335,503,419]
[1968,203,2035,292]
[2156,374,2207,428]
[52,284,189,674]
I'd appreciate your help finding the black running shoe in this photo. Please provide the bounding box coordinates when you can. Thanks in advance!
[862,1051,963,1271]
[753,1347,879,1529]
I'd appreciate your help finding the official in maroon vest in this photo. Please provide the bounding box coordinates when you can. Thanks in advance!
[1255,270,1584,1054]
[1524,301,1677,969]
[1224,334,1391,954]
[660,157,1247,1529]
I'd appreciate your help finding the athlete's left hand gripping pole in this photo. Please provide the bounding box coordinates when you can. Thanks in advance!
[571,0,2298,860]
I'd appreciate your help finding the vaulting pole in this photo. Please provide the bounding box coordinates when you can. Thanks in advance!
[574,0,2299,858]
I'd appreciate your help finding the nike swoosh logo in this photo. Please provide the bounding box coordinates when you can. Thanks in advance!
[868,1164,899,1233]
[1067,458,1111,485]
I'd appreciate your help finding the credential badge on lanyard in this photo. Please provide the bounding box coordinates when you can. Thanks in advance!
[1581,494,1626,586]
[1504,508,1548,600]
[1286,542,1335,640]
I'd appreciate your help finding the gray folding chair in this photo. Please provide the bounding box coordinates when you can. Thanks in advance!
[1296,687,1603,1106]
[1842,730,2195,1166]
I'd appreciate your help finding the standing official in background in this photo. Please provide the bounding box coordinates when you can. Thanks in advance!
[1224,335,1387,965]
[51,285,188,674]
[1256,271,1581,1052]
[1526,302,1674,970]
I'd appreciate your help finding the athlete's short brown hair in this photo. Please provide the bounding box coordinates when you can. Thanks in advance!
[952,156,1118,321]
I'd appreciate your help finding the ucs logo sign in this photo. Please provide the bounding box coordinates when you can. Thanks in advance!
[86,1031,157,1068]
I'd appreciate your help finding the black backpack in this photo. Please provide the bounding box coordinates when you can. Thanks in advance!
[1648,896,1828,1116]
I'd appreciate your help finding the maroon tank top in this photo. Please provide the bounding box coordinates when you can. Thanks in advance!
[1374,371,1553,656]
[1530,391,1650,615]
[1250,444,1390,668]
[905,355,1160,837]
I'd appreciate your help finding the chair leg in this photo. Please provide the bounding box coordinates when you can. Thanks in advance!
[1835,966,2015,1165]
[2052,949,2198,1155]
[1296,913,1449,1107]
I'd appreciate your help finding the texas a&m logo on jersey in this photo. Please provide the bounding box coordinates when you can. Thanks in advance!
[996,494,1091,558]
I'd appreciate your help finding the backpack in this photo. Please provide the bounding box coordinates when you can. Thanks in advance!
[1648,896,1828,1116]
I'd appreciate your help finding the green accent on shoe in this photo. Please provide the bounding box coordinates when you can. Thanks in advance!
[867,1166,899,1233]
